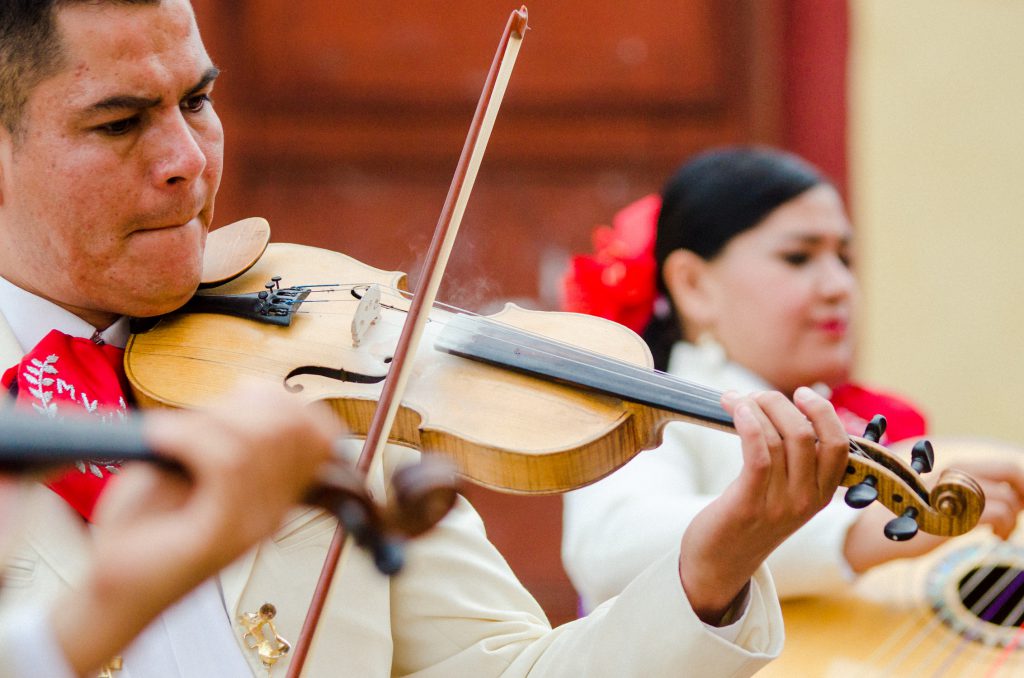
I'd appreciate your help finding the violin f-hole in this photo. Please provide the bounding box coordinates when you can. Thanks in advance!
[284,365,388,392]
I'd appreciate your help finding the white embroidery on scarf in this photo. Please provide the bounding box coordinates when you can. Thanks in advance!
[25,354,59,418]
[23,352,125,476]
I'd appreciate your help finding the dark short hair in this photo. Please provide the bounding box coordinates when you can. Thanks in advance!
[0,0,159,135]
[642,146,829,370]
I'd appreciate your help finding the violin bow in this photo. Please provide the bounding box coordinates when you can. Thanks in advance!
[286,7,530,675]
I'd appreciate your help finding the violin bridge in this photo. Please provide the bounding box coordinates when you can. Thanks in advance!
[351,284,382,347]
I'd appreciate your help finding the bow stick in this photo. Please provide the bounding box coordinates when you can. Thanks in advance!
[286,7,530,675]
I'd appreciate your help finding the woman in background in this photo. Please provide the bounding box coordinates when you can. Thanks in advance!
[561,146,1024,611]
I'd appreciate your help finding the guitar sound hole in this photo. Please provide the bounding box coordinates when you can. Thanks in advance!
[958,565,1024,627]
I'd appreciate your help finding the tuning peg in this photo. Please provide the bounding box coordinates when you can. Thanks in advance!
[863,415,887,443]
[910,439,935,474]
[884,507,919,541]
[845,475,879,508]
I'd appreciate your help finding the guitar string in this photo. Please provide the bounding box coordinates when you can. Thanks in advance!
[934,543,1024,677]
[983,619,1024,677]
[869,540,1020,675]
[940,543,1024,676]
[867,540,996,670]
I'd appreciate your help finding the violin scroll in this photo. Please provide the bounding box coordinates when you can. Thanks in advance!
[842,420,984,540]
[930,467,984,520]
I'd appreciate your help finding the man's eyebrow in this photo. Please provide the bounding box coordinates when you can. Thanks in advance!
[188,67,221,97]
[83,66,221,115]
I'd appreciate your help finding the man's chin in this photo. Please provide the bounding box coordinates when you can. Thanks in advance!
[133,289,199,318]
[115,273,202,319]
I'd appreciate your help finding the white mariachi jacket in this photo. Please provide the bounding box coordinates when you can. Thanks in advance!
[0,314,784,677]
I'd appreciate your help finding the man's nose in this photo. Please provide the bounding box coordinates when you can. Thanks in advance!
[150,112,207,187]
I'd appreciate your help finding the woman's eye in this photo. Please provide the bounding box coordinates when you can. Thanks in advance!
[781,252,810,266]
[183,93,212,113]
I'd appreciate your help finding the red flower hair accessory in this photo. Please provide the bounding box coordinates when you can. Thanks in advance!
[561,194,661,334]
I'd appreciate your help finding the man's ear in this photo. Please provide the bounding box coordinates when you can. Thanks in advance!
[662,248,716,335]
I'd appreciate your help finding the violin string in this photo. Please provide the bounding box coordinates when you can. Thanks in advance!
[420,301,878,460]
[293,284,730,403]
[418,291,876,461]
[296,283,881,465]
[317,283,743,403]
[306,287,878,462]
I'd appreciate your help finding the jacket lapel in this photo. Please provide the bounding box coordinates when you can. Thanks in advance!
[22,486,93,586]
[220,506,345,676]
[0,313,91,589]
[219,458,398,677]
[0,311,22,375]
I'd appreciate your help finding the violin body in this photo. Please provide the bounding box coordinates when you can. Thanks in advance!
[126,242,681,494]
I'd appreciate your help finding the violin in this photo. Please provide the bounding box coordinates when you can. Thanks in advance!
[123,230,984,543]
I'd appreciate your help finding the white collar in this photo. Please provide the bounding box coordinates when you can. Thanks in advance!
[667,340,832,398]
[0,276,130,351]
[667,340,771,392]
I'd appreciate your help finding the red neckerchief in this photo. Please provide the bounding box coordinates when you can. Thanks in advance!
[2,329,130,521]
[829,382,927,444]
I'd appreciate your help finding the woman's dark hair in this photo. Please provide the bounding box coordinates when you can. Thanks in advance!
[642,146,827,370]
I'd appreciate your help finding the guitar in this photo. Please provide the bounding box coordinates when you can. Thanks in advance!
[757,438,1024,677]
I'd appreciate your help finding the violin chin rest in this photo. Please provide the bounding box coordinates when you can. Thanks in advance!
[200,217,271,288]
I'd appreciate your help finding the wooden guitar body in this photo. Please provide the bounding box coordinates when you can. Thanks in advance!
[758,439,1024,677]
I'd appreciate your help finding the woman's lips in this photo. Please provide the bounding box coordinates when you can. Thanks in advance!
[816,318,848,335]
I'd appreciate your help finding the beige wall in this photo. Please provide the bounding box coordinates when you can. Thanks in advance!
[850,1,1024,444]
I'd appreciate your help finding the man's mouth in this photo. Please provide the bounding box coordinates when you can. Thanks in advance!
[133,214,203,234]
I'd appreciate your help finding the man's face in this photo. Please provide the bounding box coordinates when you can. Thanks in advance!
[0,0,223,327]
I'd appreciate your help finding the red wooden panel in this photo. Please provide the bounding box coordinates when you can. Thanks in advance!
[234,3,724,107]
[200,0,753,166]
[783,0,849,194]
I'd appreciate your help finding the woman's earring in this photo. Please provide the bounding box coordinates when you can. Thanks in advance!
[695,331,727,368]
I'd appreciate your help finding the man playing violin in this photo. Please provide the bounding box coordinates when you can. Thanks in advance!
[0,1,851,676]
